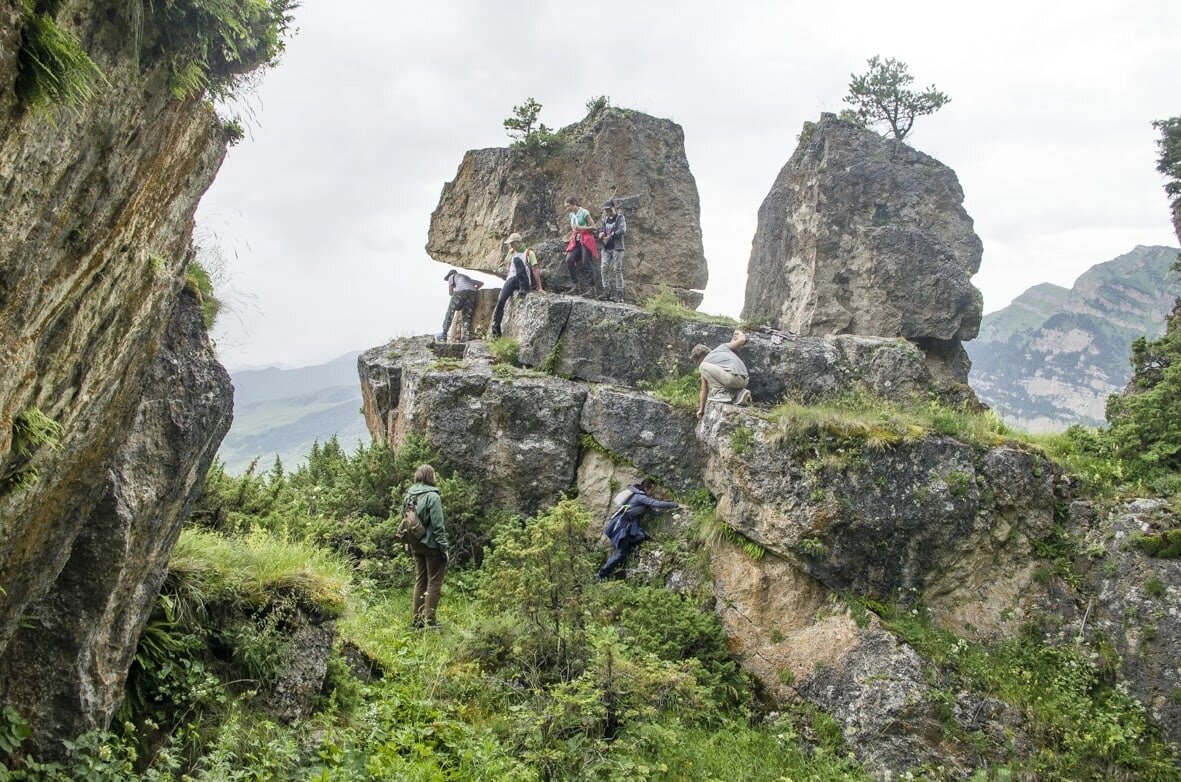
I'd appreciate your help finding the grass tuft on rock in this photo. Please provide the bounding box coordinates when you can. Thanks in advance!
[169,528,351,616]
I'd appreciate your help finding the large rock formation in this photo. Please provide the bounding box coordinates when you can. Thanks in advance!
[426,107,708,305]
[356,297,1152,777]
[968,245,1181,431]
[0,0,278,755]
[743,113,983,383]
[0,289,232,750]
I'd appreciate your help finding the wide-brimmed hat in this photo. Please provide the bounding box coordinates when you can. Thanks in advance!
[503,232,523,245]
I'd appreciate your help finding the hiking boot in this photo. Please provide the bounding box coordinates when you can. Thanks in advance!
[734,388,752,406]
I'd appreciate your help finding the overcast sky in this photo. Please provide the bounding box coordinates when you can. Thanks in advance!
[198,0,1181,370]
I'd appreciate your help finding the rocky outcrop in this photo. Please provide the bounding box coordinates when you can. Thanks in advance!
[0,0,274,756]
[1078,500,1181,746]
[360,295,1181,777]
[505,293,971,406]
[697,402,1060,637]
[0,290,232,753]
[427,107,708,306]
[743,113,983,383]
[968,245,1181,431]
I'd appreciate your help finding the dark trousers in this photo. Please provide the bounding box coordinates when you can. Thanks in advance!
[442,289,477,340]
[598,539,637,578]
[565,242,597,292]
[490,276,526,337]
[410,541,447,625]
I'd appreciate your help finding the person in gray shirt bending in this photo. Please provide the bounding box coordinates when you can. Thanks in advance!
[440,269,483,341]
[690,329,752,419]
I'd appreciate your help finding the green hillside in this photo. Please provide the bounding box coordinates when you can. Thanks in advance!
[219,352,369,473]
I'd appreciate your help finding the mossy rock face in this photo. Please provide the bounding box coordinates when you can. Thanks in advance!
[1078,499,1181,746]
[698,404,1062,638]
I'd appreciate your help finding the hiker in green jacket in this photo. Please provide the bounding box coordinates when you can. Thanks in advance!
[404,464,450,628]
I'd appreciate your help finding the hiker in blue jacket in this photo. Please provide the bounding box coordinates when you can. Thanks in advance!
[596,478,683,580]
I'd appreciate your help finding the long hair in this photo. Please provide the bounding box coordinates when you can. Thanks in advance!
[413,464,437,486]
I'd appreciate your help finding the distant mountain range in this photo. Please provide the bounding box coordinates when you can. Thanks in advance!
[967,245,1180,432]
[218,351,370,473]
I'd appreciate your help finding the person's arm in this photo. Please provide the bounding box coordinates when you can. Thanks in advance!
[429,492,449,552]
[633,493,678,512]
[448,281,455,296]
[615,214,626,236]
[696,373,709,419]
[727,330,748,351]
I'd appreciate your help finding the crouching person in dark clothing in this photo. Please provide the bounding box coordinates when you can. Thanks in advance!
[405,464,449,627]
[597,478,681,580]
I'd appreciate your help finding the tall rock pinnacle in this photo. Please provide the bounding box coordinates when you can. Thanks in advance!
[743,113,983,382]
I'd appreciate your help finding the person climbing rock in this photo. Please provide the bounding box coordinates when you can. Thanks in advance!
[438,269,483,341]
[403,464,450,628]
[598,199,627,302]
[691,329,752,419]
[597,478,682,580]
[490,232,543,338]
[564,196,601,297]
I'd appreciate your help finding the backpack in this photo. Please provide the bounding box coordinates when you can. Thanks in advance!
[602,491,635,540]
[394,492,429,544]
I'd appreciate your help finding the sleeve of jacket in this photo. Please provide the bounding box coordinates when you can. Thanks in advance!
[632,493,677,512]
[419,491,449,551]
[616,214,627,236]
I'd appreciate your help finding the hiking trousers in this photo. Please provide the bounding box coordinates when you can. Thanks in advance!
[410,541,447,625]
[601,249,624,300]
[699,361,748,402]
[442,289,477,340]
[490,277,527,337]
[565,242,598,293]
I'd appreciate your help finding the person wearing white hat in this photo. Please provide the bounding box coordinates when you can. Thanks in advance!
[490,232,543,338]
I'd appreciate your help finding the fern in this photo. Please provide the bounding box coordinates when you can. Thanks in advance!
[15,5,107,114]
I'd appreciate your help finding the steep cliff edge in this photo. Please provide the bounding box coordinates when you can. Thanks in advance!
[0,0,286,756]
[426,107,708,305]
[743,113,983,384]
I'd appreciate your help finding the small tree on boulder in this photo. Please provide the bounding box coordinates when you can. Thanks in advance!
[845,56,949,141]
[503,97,557,152]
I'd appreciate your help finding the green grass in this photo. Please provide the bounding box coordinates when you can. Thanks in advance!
[487,336,520,366]
[184,260,221,328]
[643,287,741,326]
[639,370,700,410]
[169,528,351,616]
[871,603,1180,780]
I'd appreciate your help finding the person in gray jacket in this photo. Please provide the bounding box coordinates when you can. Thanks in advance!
[691,329,752,419]
[597,199,627,302]
[403,464,449,628]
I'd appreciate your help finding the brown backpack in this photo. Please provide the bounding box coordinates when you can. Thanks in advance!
[395,492,429,544]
